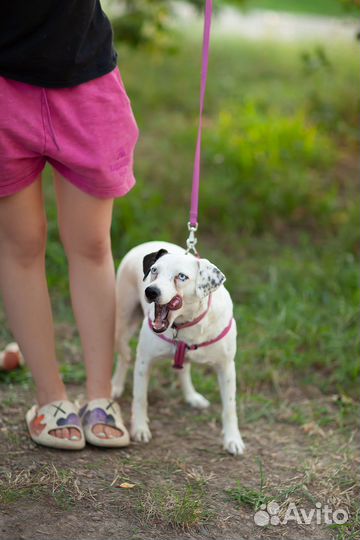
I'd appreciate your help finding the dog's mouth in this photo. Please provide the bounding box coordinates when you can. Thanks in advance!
[151,294,182,333]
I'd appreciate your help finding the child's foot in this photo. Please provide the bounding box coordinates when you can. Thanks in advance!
[26,400,85,450]
[79,398,130,447]
[49,426,82,441]
[91,423,123,440]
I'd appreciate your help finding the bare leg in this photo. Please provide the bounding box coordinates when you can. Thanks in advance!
[178,362,210,409]
[53,171,121,440]
[0,178,80,441]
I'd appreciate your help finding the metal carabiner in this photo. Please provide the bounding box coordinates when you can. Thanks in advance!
[185,221,199,256]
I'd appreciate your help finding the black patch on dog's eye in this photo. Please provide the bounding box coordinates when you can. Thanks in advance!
[143,249,168,281]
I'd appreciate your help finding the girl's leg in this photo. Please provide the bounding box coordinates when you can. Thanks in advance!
[0,178,80,441]
[53,170,121,440]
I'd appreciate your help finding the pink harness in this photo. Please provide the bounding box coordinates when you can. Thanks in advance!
[148,294,234,369]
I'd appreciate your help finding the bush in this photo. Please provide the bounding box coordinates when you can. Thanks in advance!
[203,100,338,233]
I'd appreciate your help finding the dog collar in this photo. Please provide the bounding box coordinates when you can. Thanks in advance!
[148,315,234,369]
[171,293,212,331]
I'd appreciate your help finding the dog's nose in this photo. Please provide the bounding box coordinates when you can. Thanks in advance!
[145,286,160,302]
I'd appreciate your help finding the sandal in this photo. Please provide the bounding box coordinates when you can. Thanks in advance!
[79,398,130,448]
[26,400,85,450]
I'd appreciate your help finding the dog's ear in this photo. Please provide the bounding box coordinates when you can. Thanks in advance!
[143,249,168,281]
[195,258,226,299]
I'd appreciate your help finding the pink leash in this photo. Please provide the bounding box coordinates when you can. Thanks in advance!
[149,1,230,370]
[186,0,212,255]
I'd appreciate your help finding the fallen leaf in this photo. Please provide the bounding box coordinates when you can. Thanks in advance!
[302,422,325,437]
[117,482,135,489]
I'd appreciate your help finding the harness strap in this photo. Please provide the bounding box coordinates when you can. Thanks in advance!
[173,341,188,370]
[172,293,212,331]
[148,316,234,369]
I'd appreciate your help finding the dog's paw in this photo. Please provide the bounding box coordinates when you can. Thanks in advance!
[131,424,152,443]
[186,392,210,409]
[224,432,245,456]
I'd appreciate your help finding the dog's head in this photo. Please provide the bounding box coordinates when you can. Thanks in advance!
[143,249,226,333]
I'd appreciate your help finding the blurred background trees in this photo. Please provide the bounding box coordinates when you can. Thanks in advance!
[109,0,359,48]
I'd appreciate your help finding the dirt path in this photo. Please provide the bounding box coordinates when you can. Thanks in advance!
[0,379,358,540]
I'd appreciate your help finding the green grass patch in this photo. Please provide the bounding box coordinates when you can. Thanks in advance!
[60,361,86,384]
[226,458,317,511]
[136,480,211,529]
[330,507,360,540]
[0,34,358,400]
[0,366,32,387]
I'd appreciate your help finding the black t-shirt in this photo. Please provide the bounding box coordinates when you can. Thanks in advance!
[0,0,117,88]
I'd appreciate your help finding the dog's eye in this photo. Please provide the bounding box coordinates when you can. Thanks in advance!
[150,267,157,275]
[177,273,188,281]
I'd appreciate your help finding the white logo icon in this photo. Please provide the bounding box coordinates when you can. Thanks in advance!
[254,501,280,526]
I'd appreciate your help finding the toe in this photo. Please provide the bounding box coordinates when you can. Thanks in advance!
[91,424,123,439]
[49,427,81,440]
[69,427,81,441]
[92,424,107,439]
[104,425,123,439]
[50,429,62,439]
[49,428,62,439]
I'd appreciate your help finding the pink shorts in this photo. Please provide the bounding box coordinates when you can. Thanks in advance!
[0,67,139,198]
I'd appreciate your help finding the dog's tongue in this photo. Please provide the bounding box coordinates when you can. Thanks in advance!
[168,295,182,310]
[153,304,169,332]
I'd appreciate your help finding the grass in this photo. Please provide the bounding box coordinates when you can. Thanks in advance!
[226,458,273,510]
[0,35,358,407]
[226,452,358,537]
[136,480,211,529]
[0,464,95,508]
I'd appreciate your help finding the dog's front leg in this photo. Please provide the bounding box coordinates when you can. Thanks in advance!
[216,359,245,456]
[131,343,154,443]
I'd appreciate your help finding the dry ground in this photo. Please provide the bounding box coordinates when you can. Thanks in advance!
[0,374,358,540]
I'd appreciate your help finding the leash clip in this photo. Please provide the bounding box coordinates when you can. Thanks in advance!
[185,222,199,256]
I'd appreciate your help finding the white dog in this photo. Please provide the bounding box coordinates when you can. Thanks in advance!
[111,241,244,455]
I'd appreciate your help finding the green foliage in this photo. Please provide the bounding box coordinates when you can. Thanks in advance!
[230,241,359,394]
[111,0,172,49]
[0,366,32,387]
[204,100,336,233]
[0,36,357,397]
[111,0,359,50]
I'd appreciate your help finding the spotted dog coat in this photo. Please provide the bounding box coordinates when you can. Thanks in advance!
[111,241,245,455]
